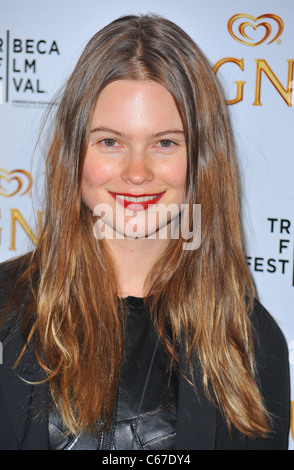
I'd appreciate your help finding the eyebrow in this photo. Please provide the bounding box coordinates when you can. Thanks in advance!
[90,126,185,138]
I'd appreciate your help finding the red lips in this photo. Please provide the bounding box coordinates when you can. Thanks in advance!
[109,191,165,210]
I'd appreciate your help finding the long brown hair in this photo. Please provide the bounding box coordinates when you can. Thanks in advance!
[13,14,270,437]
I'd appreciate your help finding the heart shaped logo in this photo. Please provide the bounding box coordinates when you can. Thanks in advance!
[0,168,33,197]
[228,14,284,46]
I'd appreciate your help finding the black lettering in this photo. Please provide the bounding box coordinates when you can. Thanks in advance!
[49,40,60,55]
[0,38,3,52]
[36,79,45,93]
[267,218,278,232]
[278,259,289,274]
[254,257,264,272]
[12,59,21,72]
[267,258,276,273]
[279,239,290,254]
[11,38,59,55]
[13,78,23,91]
[246,256,252,266]
[280,219,291,234]
[36,40,46,54]
[13,39,22,53]
[23,78,34,92]
[26,39,34,53]
[24,59,36,73]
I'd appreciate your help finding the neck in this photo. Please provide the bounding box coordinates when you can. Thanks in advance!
[105,237,169,298]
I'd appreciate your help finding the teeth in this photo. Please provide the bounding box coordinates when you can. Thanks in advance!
[116,194,159,202]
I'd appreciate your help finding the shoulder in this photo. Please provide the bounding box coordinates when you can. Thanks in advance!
[248,299,290,449]
[0,253,32,290]
[249,299,289,383]
[250,299,289,363]
[0,253,33,341]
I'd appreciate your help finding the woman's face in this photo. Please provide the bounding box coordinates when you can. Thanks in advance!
[82,79,187,240]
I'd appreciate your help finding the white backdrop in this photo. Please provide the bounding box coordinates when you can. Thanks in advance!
[0,0,293,448]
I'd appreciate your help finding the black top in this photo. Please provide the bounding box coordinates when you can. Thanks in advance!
[48,296,177,450]
[0,256,290,449]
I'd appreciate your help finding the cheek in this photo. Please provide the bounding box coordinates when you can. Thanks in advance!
[82,155,114,189]
[81,156,114,210]
[175,167,187,189]
[162,160,187,191]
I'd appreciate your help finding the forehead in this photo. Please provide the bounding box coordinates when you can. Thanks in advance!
[90,80,183,133]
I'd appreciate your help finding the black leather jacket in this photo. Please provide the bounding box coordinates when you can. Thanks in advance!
[49,296,177,450]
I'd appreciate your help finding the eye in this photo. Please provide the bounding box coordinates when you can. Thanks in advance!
[159,139,173,147]
[102,138,117,147]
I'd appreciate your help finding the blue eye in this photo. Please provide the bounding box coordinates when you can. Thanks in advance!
[103,138,117,147]
[159,140,173,147]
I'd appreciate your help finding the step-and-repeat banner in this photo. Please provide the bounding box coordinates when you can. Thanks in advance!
[0,0,293,448]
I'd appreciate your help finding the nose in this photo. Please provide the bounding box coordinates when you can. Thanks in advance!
[121,151,154,185]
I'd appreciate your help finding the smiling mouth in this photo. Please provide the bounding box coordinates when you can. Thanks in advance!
[109,191,165,210]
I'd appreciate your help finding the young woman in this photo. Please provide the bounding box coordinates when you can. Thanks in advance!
[0,14,290,450]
